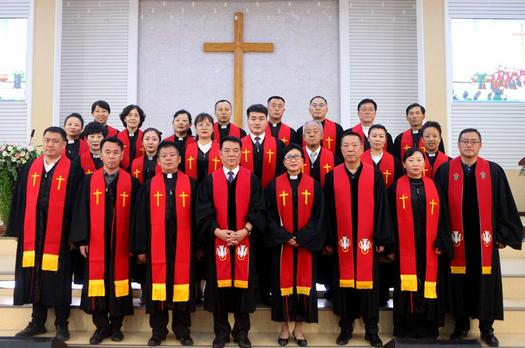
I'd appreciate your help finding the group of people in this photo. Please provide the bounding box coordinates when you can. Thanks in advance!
[6,96,523,348]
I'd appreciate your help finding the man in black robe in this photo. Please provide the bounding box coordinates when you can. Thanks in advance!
[71,137,140,345]
[267,96,298,145]
[196,136,265,348]
[324,131,394,347]
[131,141,197,346]
[434,128,523,347]
[7,127,83,341]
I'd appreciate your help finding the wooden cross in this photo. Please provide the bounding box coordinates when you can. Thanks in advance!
[93,189,103,205]
[279,190,289,206]
[399,194,408,209]
[429,199,438,215]
[120,191,129,207]
[382,170,391,185]
[179,191,189,208]
[212,157,221,170]
[187,155,195,170]
[55,175,65,190]
[154,191,163,207]
[204,12,274,127]
[266,149,274,164]
[31,172,40,187]
[301,189,312,205]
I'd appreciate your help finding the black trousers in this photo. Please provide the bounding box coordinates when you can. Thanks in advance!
[92,309,124,330]
[213,312,250,342]
[32,302,70,327]
[339,315,379,335]
[454,314,494,334]
[149,309,191,339]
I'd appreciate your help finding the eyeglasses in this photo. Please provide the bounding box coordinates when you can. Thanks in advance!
[284,154,302,161]
[459,139,481,145]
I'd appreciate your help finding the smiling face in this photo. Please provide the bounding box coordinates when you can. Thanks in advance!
[101,141,123,171]
[64,117,83,139]
[403,151,425,178]
[283,149,303,176]
[93,105,110,124]
[215,101,232,124]
[196,118,213,140]
[86,133,104,153]
[422,126,441,153]
[142,130,160,156]
[124,108,141,131]
[458,131,482,160]
[247,111,267,136]
[157,145,181,173]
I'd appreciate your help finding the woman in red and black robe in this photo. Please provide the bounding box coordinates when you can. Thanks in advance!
[64,113,89,160]
[117,104,145,171]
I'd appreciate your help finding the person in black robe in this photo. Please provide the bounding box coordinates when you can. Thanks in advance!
[324,131,394,347]
[434,128,523,347]
[265,144,325,347]
[131,141,197,346]
[71,137,140,345]
[196,136,265,348]
[117,104,146,171]
[348,99,394,153]
[64,113,86,160]
[213,100,247,142]
[7,127,83,341]
[267,96,298,145]
[389,148,453,339]
[393,103,445,160]
[296,96,344,159]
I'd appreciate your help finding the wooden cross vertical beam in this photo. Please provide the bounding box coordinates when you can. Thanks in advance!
[204,12,274,127]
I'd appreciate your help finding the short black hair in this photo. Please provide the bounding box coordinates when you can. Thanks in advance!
[83,121,108,137]
[214,99,232,109]
[341,130,363,144]
[267,96,285,104]
[246,104,268,118]
[421,121,442,136]
[157,140,181,156]
[194,112,214,126]
[402,147,425,162]
[100,136,124,151]
[143,127,162,141]
[283,143,304,159]
[173,109,192,124]
[458,128,482,143]
[220,135,242,150]
[43,126,67,142]
[119,104,146,128]
[368,124,387,136]
[357,98,377,111]
[64,112,84,128]
[91,100,110,114]
[405,103,426,116]
[309,96,327,105]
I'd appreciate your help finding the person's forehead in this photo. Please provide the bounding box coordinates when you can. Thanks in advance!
[304,123,321,131]
[249,112,266,118]
[286,149,301,156]
[102,142,120,150]
[174,113,189,120]
[460,132,480,139]
[423,127,439,135]
[216,102,230,109]
[222,141,240,149]
[342,135,361,143]
[159,146,178,155]
[359,102,375,110]
[311,98,326,105]
[408,106,422,113]
[44,131,62,139]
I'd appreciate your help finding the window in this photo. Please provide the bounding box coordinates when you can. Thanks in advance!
[0,18,27,101]
[451,19,525,103]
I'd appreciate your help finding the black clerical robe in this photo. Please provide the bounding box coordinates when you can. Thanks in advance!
[389,177,453,338]
[164,134,196,153]
[434,159,523,321]
[195,170,265,314]
[131,172,197,314]
[264,174,325,323]
[7,157,83,306]
[297,119,344,159]
[267,121,298,145]
[214,123,247,143]
[71,171,140,315]
[65,138,89,161]
[324,164,394,324]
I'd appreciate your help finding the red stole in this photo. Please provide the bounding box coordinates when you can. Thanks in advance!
[351,123,388,152]
[333,163,375,289]
[106,125,119,138]
[131,155,161,184]
[79,139,90,155]
[88,169,132,297]
[361,150,395,188]
[149,172,192,302]
[395,176,439,299]
[80,151,98,174]
[448,157,493,275]
[276,174,314,296]
[213,122,242,142]
[240,135,277,188]
[164,134,196,146]
[212,168,251,288]
[184,142,222,179]
[400,129,425,159]
[322,119,337,154]
[22,156,71,271]
[117,130,144,170]
[266,122,292,145]
[424,152,449,179]
[301,146,334,187]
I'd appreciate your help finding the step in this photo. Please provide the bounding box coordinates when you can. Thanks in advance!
[503,277,525,299]
[500,258,525,277]
[0,237,16,256]
[499,242,525,258]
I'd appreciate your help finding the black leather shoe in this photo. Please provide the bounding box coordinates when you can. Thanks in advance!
[365,333,383,347]
[336,330,352,345]
[55,324,70,341]
[179,334,194,346]
[212,337,229,348]
[278,337,289,346]
[15,322,47,337]
[89,327,111,345]
[148,335,165,346]
[234,334,252,348]
[111,328,124,342]
[450,329,468,339]
[481,332,499,347]
[293,331,307,347]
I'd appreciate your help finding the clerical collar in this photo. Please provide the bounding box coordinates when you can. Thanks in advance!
[44,156,61,172]
[271,122,280,128]
[128,131,135,137]
[427,152,436,157]
[92,153,100,159]
[223,166,239,178]
[289,174,299,180]
[220,123,229,129]
[147,155,155,160]
[412,129,419,134]
[250,132,265,143]
[68,139,75,144]
[165,172,177,179]
[178,136,184,141]
[198,141,212,153]
[371,152,383,164]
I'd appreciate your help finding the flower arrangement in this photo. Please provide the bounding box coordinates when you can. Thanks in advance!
[0,144,41,226]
